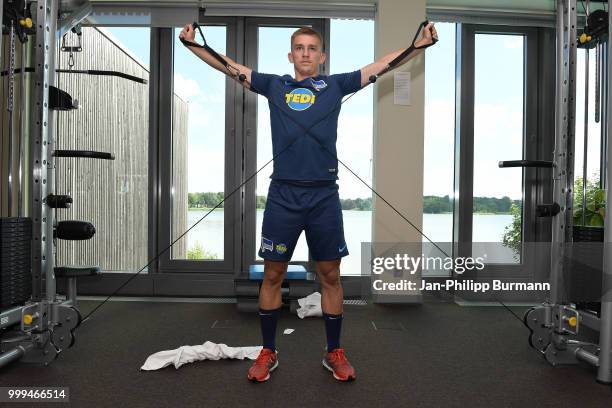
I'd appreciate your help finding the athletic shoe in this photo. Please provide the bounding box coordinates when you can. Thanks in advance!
[247,348,278,382]
[322,348,356,381]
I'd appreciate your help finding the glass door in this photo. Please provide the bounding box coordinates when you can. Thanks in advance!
[159,18,241,274]
[471,31,526,264]
[454,25,549,300]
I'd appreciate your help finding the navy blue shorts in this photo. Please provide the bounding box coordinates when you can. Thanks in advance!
[258,180,348,262]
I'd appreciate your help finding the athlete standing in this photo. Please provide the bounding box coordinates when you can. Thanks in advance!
[179,22,437,382]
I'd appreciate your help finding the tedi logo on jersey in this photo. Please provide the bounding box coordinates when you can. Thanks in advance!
[285,88,316,111]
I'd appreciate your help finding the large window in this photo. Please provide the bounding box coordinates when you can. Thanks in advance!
[172,26,227,261]
[472,33,524,264]
[423,22,456,275]
[330,18,374,276]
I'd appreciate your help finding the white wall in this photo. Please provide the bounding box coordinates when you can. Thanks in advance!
[372,0,426,245]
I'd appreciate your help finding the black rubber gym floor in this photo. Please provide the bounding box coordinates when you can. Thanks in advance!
[1,300,611,407]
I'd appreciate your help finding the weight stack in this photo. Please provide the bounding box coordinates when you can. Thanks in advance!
[0,218,33,309]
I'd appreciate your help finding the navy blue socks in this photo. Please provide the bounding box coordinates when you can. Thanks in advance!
[259,307,282,352]
[323,312,343,352]
[260,308,342,352]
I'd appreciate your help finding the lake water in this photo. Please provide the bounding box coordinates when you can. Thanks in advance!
[181,210,517,275]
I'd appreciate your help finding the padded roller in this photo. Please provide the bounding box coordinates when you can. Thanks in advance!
[55,220,96,240]
[536,203,561,218]
[54,266,101,278]
[498,160,554,168]
[46,194,73,209]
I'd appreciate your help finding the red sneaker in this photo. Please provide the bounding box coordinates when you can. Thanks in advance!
[322,348,356,381]
[247,348,278,382]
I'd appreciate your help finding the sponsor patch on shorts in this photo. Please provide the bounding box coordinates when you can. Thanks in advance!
[276,243,287,254]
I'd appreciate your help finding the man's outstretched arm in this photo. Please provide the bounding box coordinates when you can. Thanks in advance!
[179,24,253,89]
[359,22,437,88]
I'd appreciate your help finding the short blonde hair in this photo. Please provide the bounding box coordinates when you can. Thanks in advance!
[291,27,323,49]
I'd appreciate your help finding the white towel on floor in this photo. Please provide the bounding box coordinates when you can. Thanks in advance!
[296,291,322,319]
[141,341,262,371]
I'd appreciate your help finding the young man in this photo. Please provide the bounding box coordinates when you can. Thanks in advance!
[180,23,437,382]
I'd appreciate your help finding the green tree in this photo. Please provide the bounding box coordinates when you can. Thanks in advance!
[187,241,219,260]
[423,196,452,213]
[498,196,512,213]
[573,177,605,226]
[502,176,606,261]
[256,195,267,209]
[216,192,225,208]
[195,192,205,208]
[502,202,522,261]
[341,199,356,210]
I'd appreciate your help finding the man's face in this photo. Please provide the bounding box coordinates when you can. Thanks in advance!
[288,34,326,77]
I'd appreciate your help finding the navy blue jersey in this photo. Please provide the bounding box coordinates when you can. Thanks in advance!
[250,70,362,181]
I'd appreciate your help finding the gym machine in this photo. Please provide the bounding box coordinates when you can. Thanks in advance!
[0,0,148,368]
[500,0,612,384]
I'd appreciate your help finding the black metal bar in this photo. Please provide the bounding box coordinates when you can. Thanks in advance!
[498,159,555,168]
[59,69,148,84]
[0,66,147,84]
[53,150,115,160]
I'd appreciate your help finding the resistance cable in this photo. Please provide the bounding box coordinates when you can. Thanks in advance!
[82,21,525,328]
